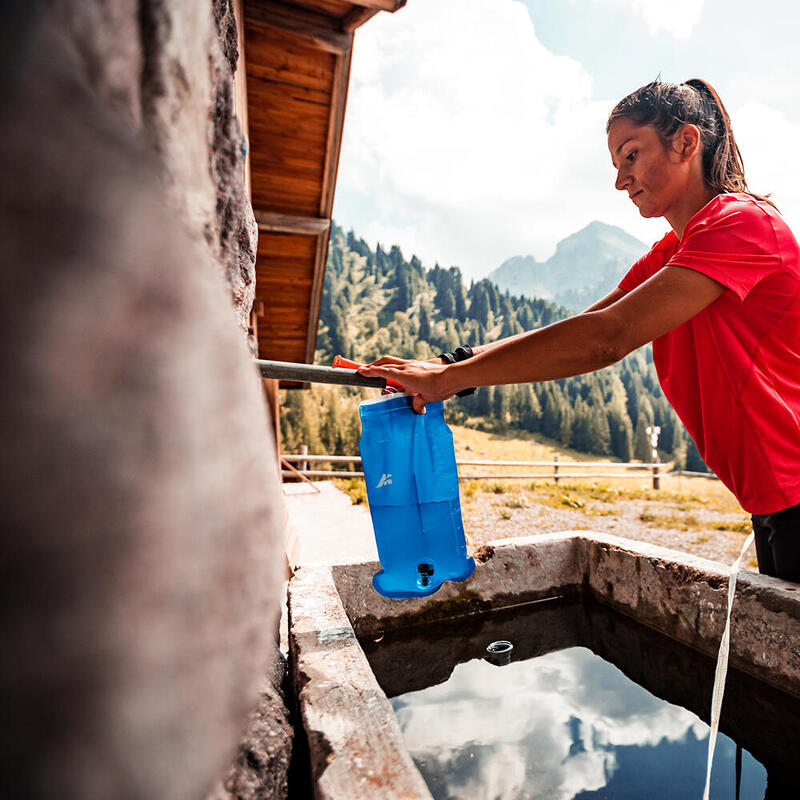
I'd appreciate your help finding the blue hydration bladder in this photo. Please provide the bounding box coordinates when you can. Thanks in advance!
[359,393,475,598]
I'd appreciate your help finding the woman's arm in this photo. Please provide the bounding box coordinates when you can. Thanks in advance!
[360,266,725,412]
[582,286,628,313]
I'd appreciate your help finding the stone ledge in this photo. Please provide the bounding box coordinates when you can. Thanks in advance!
[288,566,432,800]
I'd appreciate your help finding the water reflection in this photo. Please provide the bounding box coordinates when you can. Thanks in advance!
[390,646,766,799]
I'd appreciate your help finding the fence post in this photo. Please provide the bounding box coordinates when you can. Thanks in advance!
[553,453,559,485]
[299,443,308,473]
[646,426,661,490]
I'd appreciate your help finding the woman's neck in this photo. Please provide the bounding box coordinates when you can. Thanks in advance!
[668,185,719,240]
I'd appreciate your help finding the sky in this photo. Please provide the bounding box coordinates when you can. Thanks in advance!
[332,0,800,280]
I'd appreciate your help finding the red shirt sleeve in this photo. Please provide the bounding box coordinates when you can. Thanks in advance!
[619,231,676,293]
[666,197,782,301]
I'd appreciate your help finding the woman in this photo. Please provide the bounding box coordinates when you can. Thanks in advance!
[360,79,800,582]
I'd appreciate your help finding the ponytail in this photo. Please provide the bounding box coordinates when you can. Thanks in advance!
[607,79,775,208]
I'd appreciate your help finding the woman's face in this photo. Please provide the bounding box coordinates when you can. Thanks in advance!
[607,117,689,219]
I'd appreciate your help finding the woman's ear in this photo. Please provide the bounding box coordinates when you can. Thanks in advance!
[675,123,702,161]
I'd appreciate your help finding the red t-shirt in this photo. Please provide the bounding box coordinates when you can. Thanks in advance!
[619,193,800,513]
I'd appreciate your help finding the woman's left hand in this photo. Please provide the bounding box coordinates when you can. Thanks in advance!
[359,357,453,414]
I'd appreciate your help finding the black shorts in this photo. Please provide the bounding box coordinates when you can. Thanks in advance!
[752,501,800,583]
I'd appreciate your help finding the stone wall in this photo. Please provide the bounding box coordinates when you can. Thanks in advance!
[0,3,288,799]
[55,0,258,333]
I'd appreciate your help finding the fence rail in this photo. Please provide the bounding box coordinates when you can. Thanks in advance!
[280,452,717,489]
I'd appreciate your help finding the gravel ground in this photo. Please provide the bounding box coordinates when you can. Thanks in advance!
[461,490,759,572]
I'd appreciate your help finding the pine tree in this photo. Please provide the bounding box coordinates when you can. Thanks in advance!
[541,388,561,439]
[570,398,592,452]
[633,416,651,462]
[476,386,494,417]
[589,405,612,456]
[435,286,456,318]
[493,385,510,430]
[686,438,711,472]
[671,426,688,470]
[454,285,468,322]
[418,306,431,340]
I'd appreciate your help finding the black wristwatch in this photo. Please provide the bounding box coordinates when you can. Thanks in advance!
[438,345,476,397]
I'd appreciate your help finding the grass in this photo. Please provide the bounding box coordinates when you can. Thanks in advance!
[332,478,368,506]
[713,520,752,534]
[638,511,701,531]
[450,424,744,514]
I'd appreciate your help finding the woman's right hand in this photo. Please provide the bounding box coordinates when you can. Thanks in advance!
[359,356,455,414]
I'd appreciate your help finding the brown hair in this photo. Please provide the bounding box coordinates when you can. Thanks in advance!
[607,79,775,208]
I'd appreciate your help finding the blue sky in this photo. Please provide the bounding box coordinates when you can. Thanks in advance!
[333,0,800,280]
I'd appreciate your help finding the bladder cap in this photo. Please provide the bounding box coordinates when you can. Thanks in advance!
[485,640,514,667]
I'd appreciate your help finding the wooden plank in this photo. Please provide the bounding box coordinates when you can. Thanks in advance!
[244,0,352,54]
[258,313,311,329]
[350,0,406,10]
[288,0,353,16]
[257,320,309,334]
[248,87,331,125]
[255,286,315,304]
[244,19,335,92]
[341,6,378,31]
[256,302,313,318]
[319,46,352,217]
[257,230,318,257]
[258,341,308,362]
[305,230,328,362]
[246,74,330,106]
[255,211,331,235]
[251,181,321,217]
[250,148,326,176]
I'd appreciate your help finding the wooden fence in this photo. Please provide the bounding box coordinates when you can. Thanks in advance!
[280,451,717,490]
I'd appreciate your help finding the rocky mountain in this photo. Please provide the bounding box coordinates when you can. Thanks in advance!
[487,221,649,311]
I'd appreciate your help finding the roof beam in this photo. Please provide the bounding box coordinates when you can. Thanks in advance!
[341,7,378,32]
[341,0,407,32]
[255,211,331,236]
[349,0,406,10]
[244,1,353,54]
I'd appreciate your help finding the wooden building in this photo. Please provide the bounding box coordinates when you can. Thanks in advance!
[233,1,405,390]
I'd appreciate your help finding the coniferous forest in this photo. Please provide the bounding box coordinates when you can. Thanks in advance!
[280,222,710,472]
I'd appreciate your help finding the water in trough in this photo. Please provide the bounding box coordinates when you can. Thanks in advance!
[360,598,800,799]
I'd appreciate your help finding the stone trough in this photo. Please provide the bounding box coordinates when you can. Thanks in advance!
[287,532,800,799]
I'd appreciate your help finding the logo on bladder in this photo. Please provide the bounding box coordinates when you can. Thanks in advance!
[376,473,392,488]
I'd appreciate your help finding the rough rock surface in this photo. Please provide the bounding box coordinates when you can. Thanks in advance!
[54,0,257,332]
[0,4,286,800]
[207,649,294,800]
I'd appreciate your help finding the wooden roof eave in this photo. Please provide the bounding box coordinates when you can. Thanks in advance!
[242,0,406,379]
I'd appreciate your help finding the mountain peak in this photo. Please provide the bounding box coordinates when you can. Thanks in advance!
[487,221,648,309]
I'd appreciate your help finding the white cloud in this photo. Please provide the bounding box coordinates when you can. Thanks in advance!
[337,0,666,279]
[592,0,705,40]
[731,102,800,233]
[337,1,800,281]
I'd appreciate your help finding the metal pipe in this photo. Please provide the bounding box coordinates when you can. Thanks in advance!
[255,358,386,388]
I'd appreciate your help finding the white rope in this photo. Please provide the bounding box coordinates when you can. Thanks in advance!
[702,532,755,800]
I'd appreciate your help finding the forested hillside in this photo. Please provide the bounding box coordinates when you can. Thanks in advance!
[280,222,709,472]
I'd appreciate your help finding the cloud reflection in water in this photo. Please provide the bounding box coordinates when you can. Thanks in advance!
[390,646,766,800]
